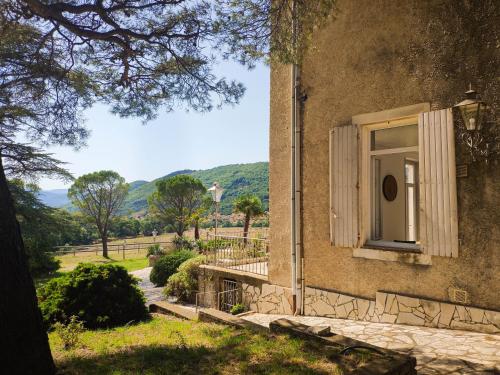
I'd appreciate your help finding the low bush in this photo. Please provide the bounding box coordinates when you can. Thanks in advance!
[146,243,166,257]
[53,315,85,350]
[173,236,195,250]
[149,250,196,287]
[164,256,205,302]
[230,303,245,315]
[38,263,148,329]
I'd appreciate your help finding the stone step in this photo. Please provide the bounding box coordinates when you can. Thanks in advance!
[149,301,199,320]
[198,308,268,333]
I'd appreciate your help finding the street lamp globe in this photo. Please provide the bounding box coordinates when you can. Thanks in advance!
[208,182,224,203]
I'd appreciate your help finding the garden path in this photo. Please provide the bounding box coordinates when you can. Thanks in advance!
[130,267,164,306]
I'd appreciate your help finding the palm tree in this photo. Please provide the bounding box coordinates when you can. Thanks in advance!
[233,195,264,243]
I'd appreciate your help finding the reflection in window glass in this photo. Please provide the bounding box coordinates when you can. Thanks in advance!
[371,124,418,151]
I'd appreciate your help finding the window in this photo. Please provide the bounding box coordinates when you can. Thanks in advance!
[367,123,420,251]
[330,104,459,257]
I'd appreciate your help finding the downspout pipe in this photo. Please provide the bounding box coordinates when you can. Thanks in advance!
[290,0,303,316]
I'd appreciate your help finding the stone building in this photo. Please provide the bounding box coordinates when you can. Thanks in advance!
[199,0,499,334]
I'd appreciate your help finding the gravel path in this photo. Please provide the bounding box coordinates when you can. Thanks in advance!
[130,267,165,306]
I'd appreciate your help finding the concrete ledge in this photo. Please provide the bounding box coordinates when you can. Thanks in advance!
[198,308,268,333]
[149,301,198,320]
[353,247,432,266]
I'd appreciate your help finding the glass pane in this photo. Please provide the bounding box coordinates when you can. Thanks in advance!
[371,124,418,151]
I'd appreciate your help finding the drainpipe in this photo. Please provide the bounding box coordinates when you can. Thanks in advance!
[290,0,303,316]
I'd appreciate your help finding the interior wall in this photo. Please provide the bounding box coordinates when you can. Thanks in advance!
[378,154,406,241]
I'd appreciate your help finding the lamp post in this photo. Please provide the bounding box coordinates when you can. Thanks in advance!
[208,182,224,237]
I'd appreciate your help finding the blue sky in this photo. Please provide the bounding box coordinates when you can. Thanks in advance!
[39,62,270,190]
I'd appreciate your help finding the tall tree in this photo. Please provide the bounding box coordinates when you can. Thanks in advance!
[68,171,128,257]
[233,194,264,243]
[1,1,335,373]
[149,175,206,237]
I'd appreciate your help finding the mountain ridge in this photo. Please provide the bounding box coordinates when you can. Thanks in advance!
[39,162,269,216]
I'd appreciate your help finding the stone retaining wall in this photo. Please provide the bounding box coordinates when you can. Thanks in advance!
[243,283,500,334]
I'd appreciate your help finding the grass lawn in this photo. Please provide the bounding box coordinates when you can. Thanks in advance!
[50,315,349,375]
[56,250,149,272]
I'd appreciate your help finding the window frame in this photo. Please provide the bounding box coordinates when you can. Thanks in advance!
[352,103,430,252]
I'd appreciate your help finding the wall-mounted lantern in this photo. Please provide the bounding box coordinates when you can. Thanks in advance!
[454,84,485,131]
[453,85,498,163]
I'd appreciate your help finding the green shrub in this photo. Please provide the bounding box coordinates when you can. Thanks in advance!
[149,250,196,287]
[173,236,194,250]
[27,249,60,277]
[230,303,245,315]
[146,243,165,257]
[38,263,148,329]
[53,315,85,350]
[164,256,205,302]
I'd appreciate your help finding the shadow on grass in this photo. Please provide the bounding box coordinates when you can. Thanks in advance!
[55,342,334,375]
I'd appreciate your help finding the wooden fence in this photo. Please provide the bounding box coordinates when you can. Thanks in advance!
[52,240,173,256]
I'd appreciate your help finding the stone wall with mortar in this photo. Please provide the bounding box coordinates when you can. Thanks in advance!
[268,0,500,311]
[240,282,500,334]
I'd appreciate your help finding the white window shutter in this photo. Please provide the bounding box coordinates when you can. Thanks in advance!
[329,125,359,248]
[418,108,459,257]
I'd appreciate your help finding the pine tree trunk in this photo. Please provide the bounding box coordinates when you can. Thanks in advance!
[0,157,56,374]
[243,213,250,245]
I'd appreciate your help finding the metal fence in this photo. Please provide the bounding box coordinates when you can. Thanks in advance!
[204,234,269,276]
[52,240,174,256]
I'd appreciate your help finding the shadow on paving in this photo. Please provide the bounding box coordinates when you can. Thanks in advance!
[412,354,498,374]
[55,344,335,375]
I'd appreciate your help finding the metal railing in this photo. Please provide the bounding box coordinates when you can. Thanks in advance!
[204,234,269,276]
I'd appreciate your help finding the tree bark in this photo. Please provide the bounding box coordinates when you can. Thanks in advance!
[243,213,250,244]
[194,220,200,240]
[0,157,56,374]
[101,233,108,258]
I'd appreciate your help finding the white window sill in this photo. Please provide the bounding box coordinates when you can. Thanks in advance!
[352,247,432,266]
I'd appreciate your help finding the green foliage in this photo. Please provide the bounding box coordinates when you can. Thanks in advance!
[120,162,269,216]
[110,216,141,238]
[140,217,164,236]
[38,263,148,329]
[148,175,206,236]
[230,303,246,315]
[69,171,129,255]
[9,180,61,276]
[146,244,166,257]
[173,236,195,250]
[53,316,85,350]
[233,194,264,218]
[149,250,197,287]
[164,256,205,302]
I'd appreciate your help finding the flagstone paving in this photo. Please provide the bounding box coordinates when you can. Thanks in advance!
[242,313,500,374]
[130,267,164,306]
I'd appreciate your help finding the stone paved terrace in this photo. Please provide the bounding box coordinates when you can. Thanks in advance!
[242,313,500,374]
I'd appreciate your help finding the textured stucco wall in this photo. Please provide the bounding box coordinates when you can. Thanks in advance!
[268,0,500,310]
[268,63,293,287]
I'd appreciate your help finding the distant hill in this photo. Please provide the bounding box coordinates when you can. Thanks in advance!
[39,162,269,216]
[37,189,70,208]
[122,162,268,215]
